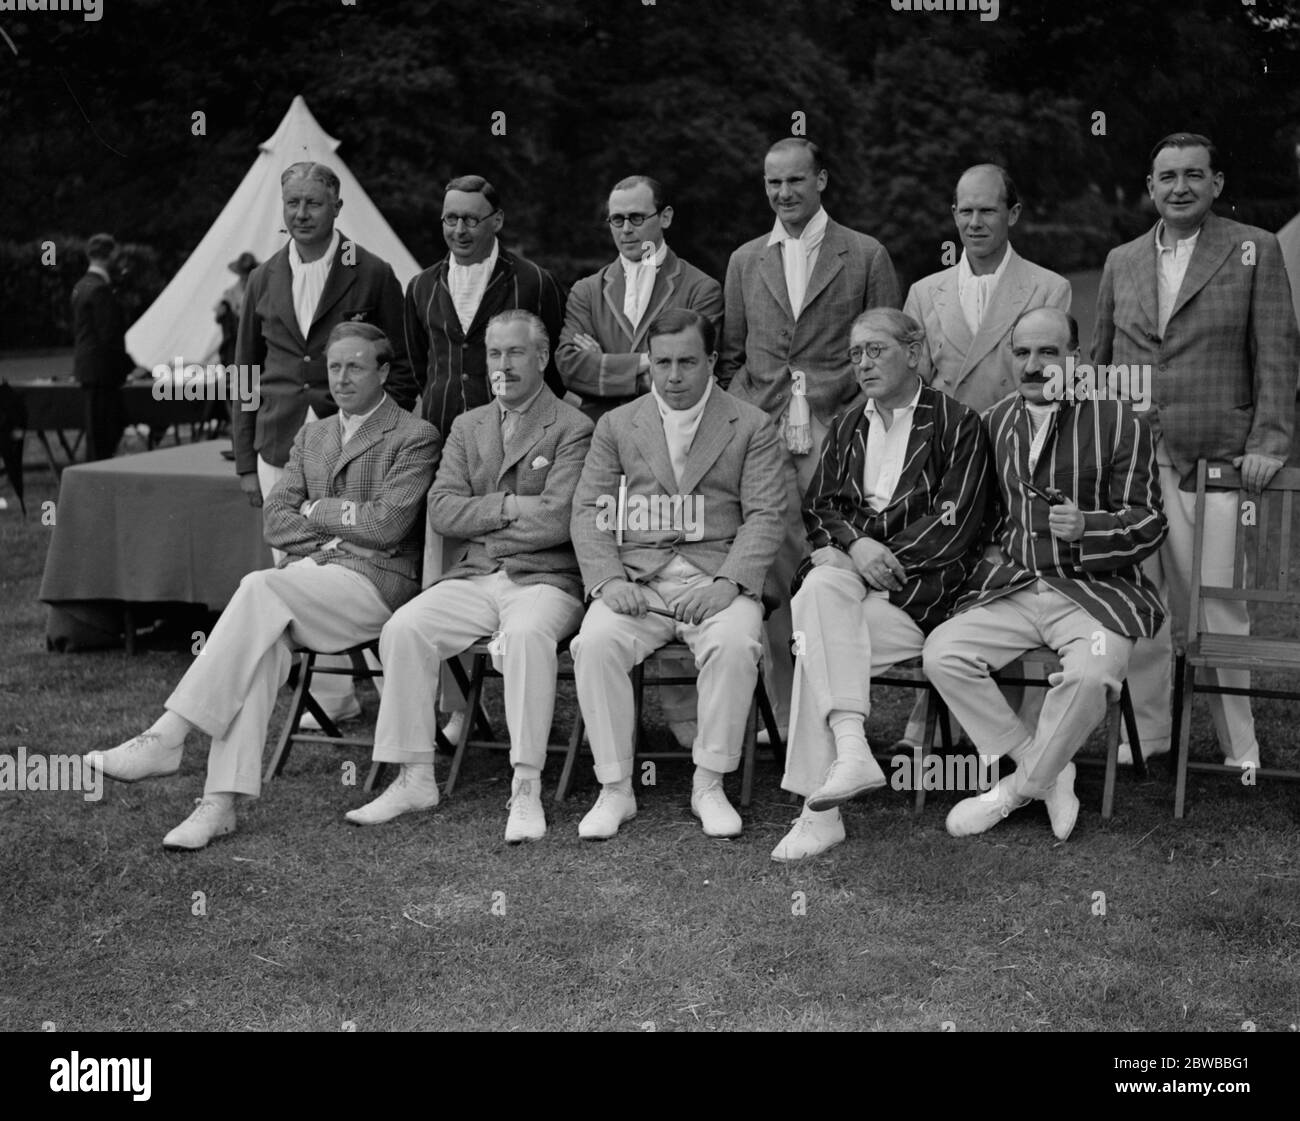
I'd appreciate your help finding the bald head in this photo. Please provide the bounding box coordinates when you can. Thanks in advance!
[952,164,1020,271]
[1010,307,1079,404]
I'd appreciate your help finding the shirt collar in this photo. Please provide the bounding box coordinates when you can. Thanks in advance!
[767,205,829,247]
[865,377,923,420]
[957,242,1016,285]
[451,237,499,276]
[290,228,340,271]
[619,239,669,272]
[650,374,713,422]
[87,264,112,282]
[340,392,387,428]
[498,381,546,419]
[1154,219,1202,255]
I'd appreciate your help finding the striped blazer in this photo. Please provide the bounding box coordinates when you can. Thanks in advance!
[262,396,442,611]
[798,383,992,632]
[403,248,567,438]
[1092,213,1299,490]
[954,394,1167,639]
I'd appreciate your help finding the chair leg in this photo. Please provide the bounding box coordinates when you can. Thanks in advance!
[1121,681,1146,780]
[741,695,758,809]
[755,675,784,766]
[631,661,646,758]
[555,707,584,804]
[265,652,311,784]
[1174,659,1196,819]
[1169,653,1186,778]
[445,653,488,797]
[363,760,389,793]
[1101,697,1121,820]
[916,687,942,815]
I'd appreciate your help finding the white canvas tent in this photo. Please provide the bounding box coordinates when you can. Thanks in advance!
[126,95,421,369]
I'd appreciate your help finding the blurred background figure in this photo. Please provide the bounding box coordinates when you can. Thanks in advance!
[71,232,136,460]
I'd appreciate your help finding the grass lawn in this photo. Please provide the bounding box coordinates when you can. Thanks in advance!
[2,463,1298,1033]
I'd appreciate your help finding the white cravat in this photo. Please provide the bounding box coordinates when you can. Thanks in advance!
[956,244,1015,335]
[288,228,340,339]
[863,381,921,511]
[620,239,668,329]
[1154,220,1200,335]
[1025,401,1058,472]
[650,377,713,486]
[768,206,828,318]
[448,238,500,334]
[339,394,386,444]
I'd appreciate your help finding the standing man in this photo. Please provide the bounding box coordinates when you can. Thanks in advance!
[348,311,592,844]
[234,161,417,726]
[923,308,1166,841]
[905,164,1071,414]
[1093,133,1300,768]
[773,309,990,861]
[557,175,723,422]
[720,138,899,730]
[88,323,440,850]
[570,309,786,840]
[71,233,135,460]
[405,174,567,439]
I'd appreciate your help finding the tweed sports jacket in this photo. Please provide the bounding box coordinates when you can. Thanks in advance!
[426,386,594,603]
[1092,212,1299,490]
[954,395,1167,640]
[798,383,992,632]
[262,395,441,611]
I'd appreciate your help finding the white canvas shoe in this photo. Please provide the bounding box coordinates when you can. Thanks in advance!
[299,694,363,732]
[806,755,887,811]
[163,798,236,851]
[345,766,439,825]
[770,810,845,861]
[87,732,183,783]
[946,775,1030,837]
[1042,762,1080,841]
[578,787,637,840]
[504,778,546,844]
[690,781,742,838]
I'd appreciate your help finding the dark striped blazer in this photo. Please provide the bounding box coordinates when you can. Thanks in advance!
[403,248,567,439]
[954,394,1167,639]
[798,383,992,632]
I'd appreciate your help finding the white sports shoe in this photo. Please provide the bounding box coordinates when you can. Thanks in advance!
[345,766,440,825]
[163,798,236,850]
[770,810,845,861]
[690,781,742,838]
[504,778,546,844]
[578,787,637,840]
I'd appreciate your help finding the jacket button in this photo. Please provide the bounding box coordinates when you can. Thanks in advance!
[303,355,310,362]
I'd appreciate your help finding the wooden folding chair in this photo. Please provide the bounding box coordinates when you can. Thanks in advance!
[868,658,955,814]
[1172,460,1300,818]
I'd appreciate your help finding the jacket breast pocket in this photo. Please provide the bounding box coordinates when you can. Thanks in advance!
[515,464,549,496]
[339,304,377,323]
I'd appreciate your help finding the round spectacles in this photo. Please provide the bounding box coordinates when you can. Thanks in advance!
[607,209,664,229]
[848,341,894,363]
[441,210,500,230]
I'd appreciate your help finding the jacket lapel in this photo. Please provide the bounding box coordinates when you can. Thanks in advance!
[600,261,637,344]
[466,249,514,339]
[758,240,794,321]
[629,395,681,495]
[883,389,937,506]
[309,233,358,339]
[677,389,737,496]
[960,255,1032,379]
[1169,213,1233,323]
[479,403,505,485]
[1128,227,1160,337]
[330,395,397,481]
[265,248,307,352]
[498,389,557,481]
[933,272,975,365]
[798,221,846,316]
[631,249,683,350]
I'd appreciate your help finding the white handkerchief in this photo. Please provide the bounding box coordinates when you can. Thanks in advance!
[530,455,550,469]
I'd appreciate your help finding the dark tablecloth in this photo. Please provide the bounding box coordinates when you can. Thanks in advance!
[39,441,272,647]
[15,378,210,432]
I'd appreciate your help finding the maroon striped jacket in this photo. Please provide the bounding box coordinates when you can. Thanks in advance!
[800,383,992,632]
[955,394,1167,639]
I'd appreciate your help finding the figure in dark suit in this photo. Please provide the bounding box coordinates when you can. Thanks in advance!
[232,161,418,725]
[350,310,593,844]
[404,174,567,439]
[70,233,134,460]
[923,308,1167,842]
[718,138,900,732]
[88,323,441,851]
[557,175,723,422]
[773,309,991,861]
[1093,132,1300,768]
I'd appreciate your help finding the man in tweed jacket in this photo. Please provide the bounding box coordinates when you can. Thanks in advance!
[773,309,992,861]
[923,308,1167,842]
[351,311,593,844]
[88,324,441,851]
[570,308,787,841]
[1093,132,1300,768]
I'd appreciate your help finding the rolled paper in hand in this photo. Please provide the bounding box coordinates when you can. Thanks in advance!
[785,368,812,454]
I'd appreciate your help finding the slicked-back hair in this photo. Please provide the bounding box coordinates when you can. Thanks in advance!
[647,307,717,354]
[444,174,501,211]
[1010,306,1080,352]
[852,307,926,350]
[610,175,668,212]
[281,161,342,201]
[954,163,1020,211]
[1149,132,1219,174]
[486,308,549,353]
[86,233,117,262]
[327,320,394,367]
[766,137,824,174]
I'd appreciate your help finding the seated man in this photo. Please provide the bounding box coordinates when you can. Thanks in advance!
[922,307,1167,841]
[347,310,594,842]
[569,307,786,840]
[87,323,441,849]
[773,309,991,861]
